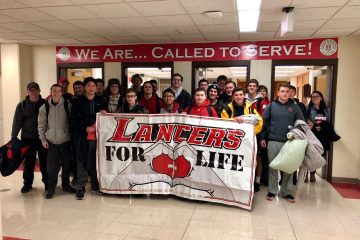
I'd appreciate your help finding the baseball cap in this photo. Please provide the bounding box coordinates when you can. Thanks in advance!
[27,82,40,90]
[58,78,69,84]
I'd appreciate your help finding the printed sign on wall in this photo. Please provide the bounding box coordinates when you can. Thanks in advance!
[97,113,257,210]
[57,38,338,63]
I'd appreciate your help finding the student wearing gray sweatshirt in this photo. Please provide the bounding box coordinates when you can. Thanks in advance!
[38,84,76,199]
[259,83,304,203]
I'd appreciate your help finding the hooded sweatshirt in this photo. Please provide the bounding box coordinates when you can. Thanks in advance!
[183,99,217,117]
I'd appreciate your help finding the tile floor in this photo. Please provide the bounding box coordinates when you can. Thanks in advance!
[1,171,359,240]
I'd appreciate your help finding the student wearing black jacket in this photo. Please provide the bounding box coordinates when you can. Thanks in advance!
[11,82,48,193]
[105,78,124,113]
[69,77,106,200]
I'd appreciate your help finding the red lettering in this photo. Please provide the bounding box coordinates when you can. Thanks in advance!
[174,125,192,143]
[133,124,152,142]
[203,128,227,148]
[156,124,175,142]
[109,118,132,142]
[188,127,207,145]
[223,130,244,149]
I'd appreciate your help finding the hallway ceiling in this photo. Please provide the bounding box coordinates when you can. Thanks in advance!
[0,0,359,45]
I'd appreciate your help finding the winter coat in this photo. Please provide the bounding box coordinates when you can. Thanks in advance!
[288,120,326,172]
[38,97,71,145]
[160,101,180,113]
[221,101,263,135]
[175,89,192,112]
[183,99,218,117]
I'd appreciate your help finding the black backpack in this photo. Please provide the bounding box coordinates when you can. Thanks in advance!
[44,101,70,119]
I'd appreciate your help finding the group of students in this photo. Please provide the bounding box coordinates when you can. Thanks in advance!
[11,73,332,202]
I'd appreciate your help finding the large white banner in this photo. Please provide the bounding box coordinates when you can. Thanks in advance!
[97,113,256,210]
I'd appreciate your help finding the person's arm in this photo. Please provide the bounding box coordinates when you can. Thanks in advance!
[259,103,271,147]
[37,105,48,148]
[252,108,263,135]
[11,103,23,139]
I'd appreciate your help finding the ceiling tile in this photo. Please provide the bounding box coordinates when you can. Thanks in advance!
[76,37,114,44]
[292,0,348,8]
[137,35,173,43]
[353,29,360,35]
[204,32,239,41]
[239,32,275,41]
[23,39,54,45]
[49,38,86,45]
[38,6,98,20]
[323,19,360,29]
[179,0,235,14]
[294,20,326,30]
[199,24,238,34]
[82,3,140,18]
[129,0,186,16]
[275,30,315,39]
[0,8,57,21]
[108,17,154,28]
[0,26,15,32]
[18,0,75,7]
[59,30,99,38]
[159,25,200,35]
[170,34,205,42]
[295,7,341,21]
[125,27,165,36]
[191,12,237,25]
[313,28,358,37]
[148,15,193,27]
[106,35,143,43]
[333,6,360,19]
[31,21,83,31]
[0,32,39,40]
[26,31,67,39]
[259,11,283,23]
[0,0,27,9]
[258,22,280,31]
[348,0,360,5]
[70,19,119,31]
[0,13,20,23]
[261,0,292,12]
[70,0,125,4]
[1,23,47,32]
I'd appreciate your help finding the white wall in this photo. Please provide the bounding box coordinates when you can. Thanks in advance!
[250,60,272,90]
[32,46,56,97]
[333,36,360,181]
[1,44,22,143]
[174,61,192,92]
[104,62,122,86]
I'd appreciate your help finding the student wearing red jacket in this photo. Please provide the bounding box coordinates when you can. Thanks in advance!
[160,88,180,113]
[139,81,162,114]
[183,88,217,117]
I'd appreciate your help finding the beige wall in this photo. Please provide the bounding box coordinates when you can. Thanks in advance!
[19,44,33,99]
[32,46,57,97]
[250,60,272,91]
[174,61,192,92]
[333,37,360,181]
[104,62,122,85]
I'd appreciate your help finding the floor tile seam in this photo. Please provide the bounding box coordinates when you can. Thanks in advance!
[280,198,298,240]
[328,201,360,237]
[180,201,198,240]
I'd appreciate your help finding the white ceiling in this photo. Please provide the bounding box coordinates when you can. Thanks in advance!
[0,0,359,45]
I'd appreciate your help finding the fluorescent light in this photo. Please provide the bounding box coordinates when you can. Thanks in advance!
[275,66,306,69]
[275,70,295,73]
[238,11,260,32]
[275,74,288,77]
[237,0,261,32]
[237,0,261,11]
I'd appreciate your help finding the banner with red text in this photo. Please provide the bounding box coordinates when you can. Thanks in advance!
[97,113,256,210]
[57,38,338,63]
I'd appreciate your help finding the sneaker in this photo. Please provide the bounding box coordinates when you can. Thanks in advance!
[304,172,309,182]
[266,192,276,201]
[76,187,86,200]
[91,189,104,195]
[63,185,77,193]
[45,192,54,199]
[21,185,32,193]
[254,182,260,192]
[310,174,316,182]
[282,194,296,203]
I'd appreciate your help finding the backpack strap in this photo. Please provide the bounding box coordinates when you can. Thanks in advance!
[45,101,69,120]
[207,105,213,117]
[222,104,233,118]
[64,100,69,119]
[256,97,263,112]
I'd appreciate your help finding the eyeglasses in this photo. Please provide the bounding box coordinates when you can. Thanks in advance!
[126,95,136,98]
[311,95,321,99]
[173,78,182,81]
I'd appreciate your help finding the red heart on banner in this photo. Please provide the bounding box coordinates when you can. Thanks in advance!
[152,153,191,179]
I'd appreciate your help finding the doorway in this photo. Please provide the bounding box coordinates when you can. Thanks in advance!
[57,63,104,95]
[272,59,338,182]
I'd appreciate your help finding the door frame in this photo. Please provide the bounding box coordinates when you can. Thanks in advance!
[191,61,251,92]
[271,58,338,182]
[57,62,105,82]
[121,62,174,90]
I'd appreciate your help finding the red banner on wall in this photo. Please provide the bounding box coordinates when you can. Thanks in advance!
[56,38,338,63]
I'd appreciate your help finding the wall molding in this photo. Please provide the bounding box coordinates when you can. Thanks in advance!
[332,177,360,185]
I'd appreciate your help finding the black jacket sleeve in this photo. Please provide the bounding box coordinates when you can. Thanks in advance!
[11,102,23,139]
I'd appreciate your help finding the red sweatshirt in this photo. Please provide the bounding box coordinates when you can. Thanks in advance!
[183,99,218,117]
